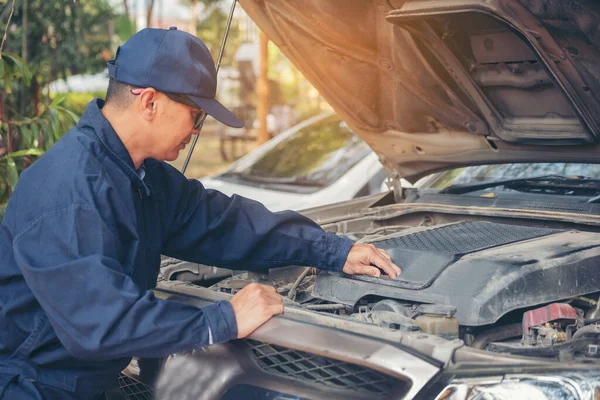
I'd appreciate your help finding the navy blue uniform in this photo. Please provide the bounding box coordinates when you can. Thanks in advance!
[0,100,353,399]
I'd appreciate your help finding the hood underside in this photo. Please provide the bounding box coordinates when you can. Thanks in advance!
[239,0,600,182]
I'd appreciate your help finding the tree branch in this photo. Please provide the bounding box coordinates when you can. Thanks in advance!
[0,0,16,54]
[0,0,18,23]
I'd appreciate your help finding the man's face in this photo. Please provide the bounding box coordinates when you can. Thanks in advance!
[131,88,204,162]
[154,96,203,161]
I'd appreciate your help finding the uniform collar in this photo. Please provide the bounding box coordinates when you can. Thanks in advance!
[78,99,152,196]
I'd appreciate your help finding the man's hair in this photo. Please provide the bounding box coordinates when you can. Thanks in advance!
[105,77,135,108]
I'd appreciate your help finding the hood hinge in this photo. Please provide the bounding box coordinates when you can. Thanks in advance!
[391,177,404,203]
[382,160,404,202]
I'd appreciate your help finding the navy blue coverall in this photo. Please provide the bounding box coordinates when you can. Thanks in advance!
[0,99,353,399]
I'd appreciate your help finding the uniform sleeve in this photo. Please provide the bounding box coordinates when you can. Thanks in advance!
[12,205,237,361]
[161,178,354,272]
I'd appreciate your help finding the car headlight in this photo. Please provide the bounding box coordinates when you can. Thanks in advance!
[436,374,600,400]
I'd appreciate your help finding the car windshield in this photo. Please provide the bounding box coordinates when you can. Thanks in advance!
[425,163,600,192]
[225,116,371,188]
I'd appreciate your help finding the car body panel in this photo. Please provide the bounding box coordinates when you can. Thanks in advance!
[153,279,564,400]
[238,0,600,182]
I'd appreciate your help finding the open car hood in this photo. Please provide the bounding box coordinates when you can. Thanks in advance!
[239,0,600,182]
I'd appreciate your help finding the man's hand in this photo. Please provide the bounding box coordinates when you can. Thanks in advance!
[342,244,402,278]
[230,283,284,338]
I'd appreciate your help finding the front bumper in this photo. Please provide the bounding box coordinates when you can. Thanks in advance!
[153,280,592,400]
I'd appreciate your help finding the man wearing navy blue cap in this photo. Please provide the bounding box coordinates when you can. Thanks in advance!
[0,28,400,399]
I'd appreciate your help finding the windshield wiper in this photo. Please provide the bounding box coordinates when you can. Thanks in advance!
[440,174,600,195]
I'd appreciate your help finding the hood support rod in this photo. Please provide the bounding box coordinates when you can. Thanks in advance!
[181,0,238,175]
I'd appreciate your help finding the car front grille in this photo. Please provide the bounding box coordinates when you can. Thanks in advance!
[242,339,397,396]
[118,373,154,400]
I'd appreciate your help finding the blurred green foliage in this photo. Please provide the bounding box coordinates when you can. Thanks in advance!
[115,13,135,43]
[0,0,114,221]
[60,91,105,116]
[193,1,242,67]
[0,53,79,220]
[1,0,114,92]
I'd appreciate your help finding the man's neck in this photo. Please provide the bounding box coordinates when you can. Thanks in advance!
[101,105,147,169]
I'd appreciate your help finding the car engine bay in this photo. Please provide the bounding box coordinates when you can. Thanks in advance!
[162,203,600,365]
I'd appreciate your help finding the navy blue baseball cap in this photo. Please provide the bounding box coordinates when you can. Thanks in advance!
[107,27,243,128]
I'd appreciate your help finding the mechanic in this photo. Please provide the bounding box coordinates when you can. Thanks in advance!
[0,27,401,400]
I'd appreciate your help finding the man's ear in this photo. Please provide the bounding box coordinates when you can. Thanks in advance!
[138,88,159,121]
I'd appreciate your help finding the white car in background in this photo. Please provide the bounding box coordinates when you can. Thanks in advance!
[199,113,389,212]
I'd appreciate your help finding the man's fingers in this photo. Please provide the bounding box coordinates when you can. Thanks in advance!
[250,282,277,293]
[356,265,380,277]
[342,244,402,279]
[384,262,402,278]
[377,248,392,262]
[371,246,400,277]
[376,249,402,276]
[266,291,284,304]
[270,302,285,315]
[262,292,284,316]
[263,289,285,312]
[231,283,286,338]
[264,284,278,294]
[371,254,401,279]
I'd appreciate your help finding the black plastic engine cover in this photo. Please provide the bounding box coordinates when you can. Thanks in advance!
[312,221,600,326]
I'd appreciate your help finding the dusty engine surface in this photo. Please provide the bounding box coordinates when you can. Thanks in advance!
[312,221,600,326]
